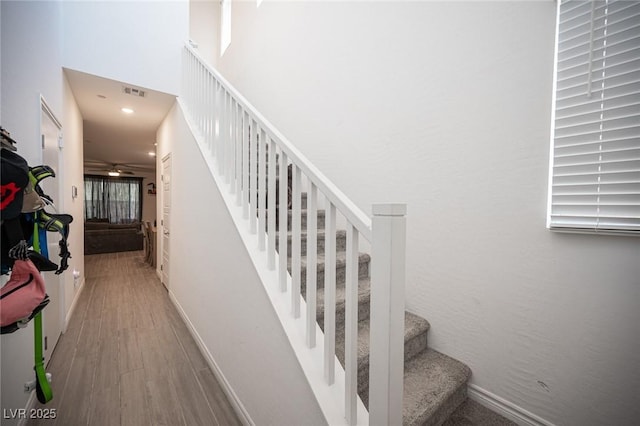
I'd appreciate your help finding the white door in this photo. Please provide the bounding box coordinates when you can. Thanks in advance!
[40,98,63,363]
[161,154,171,290]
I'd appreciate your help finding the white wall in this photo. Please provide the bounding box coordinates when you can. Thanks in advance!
[211,2,640,425]
[62,0,189,96]
[61,72,86,320]
[141,173,157,225]
[189,0,220,68]
[0,1,65,421]
[156,103,326,425]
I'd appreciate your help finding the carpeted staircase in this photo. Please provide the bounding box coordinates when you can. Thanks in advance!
[276,191,472,426]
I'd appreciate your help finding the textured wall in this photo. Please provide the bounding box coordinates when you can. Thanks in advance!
[213,1,640,425]
[189,0,220,68]
[61,0,188,96]
[61,72,86,322]
[1,2,65,422]
[156,103,327,426]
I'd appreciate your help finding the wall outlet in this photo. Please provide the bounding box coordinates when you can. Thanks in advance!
[24,373,52,393]
[73,269,80,289]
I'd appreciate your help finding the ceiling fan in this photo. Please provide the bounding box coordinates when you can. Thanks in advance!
[85,162,142,176]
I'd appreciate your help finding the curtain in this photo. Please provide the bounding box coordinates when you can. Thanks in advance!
[84,175,143,223]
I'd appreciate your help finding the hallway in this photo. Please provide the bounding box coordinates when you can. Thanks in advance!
[27,251,242,426]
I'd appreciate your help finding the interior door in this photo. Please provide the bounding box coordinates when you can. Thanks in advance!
[40,98,63,363]
[161,154,171,290]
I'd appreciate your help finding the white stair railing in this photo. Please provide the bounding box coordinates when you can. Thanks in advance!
[181,43,406,426]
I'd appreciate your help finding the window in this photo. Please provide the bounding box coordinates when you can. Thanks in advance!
[84,175,142,224]
[548,0,640,234]
[221,0,231,56]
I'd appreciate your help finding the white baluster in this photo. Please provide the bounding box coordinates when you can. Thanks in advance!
[369,203,406,426]
[228,95,235,185]
[324,202,336,385]
[306,183,318,348]
[242,111,249,219]
[291,165,302,318]
[205,75,210,150]
[225,94,233,184]
[236,102,242,205]
[197,63,202,132]
[200,63,206,135]
[258,128,267,250]
[345,224,359,426]
[249,120,257,234]
[267,137,277,269]
[221,90,228,178]
[214,82,220,161]
[278,151,288,292]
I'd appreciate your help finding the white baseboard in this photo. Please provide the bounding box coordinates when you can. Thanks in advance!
[168,291,255,426]
[468,384,556,426]
[64,277,85,330]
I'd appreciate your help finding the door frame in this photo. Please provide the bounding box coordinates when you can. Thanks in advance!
[39,95,65,357]
[160,153,171,290]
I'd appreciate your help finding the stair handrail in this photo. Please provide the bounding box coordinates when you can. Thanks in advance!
[183,43,372,240]
[181,42,406,426]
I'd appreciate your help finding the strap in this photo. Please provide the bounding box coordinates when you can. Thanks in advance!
[28,166,55,187]
[33,312,52,403]
[31,230,52,403]
[32,220,40,253]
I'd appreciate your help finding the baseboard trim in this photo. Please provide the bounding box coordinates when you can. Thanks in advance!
[64,277,85,330]
[468,384,556,426]
[168,291,255,426]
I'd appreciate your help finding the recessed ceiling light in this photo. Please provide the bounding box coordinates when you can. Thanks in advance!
[121,107,134,114]
[148,152,156,157]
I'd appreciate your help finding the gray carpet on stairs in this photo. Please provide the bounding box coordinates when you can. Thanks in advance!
[278,197,517,426]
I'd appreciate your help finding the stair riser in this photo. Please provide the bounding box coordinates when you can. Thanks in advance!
[295,256,370,292]
[286,210,325,232]
[278,230,347,256]
[272,210,326,231]
[355,331,429,408]
[316,294,371,329]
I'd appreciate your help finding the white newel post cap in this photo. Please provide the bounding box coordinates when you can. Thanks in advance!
[372,203,407,217]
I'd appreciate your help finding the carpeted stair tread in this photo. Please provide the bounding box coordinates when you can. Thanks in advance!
[402,349,471,426]
[334,312,431,404]
[334,311,430,366]
[277,229,347,256]
[271,189,475,425]
[274,208,326,231]
[289,251,371,290]
[315,277,371,324]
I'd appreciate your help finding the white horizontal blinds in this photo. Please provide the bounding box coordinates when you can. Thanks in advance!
[551,0,640,232]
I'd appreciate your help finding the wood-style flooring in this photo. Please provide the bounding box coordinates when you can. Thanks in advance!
[27,251,242,426]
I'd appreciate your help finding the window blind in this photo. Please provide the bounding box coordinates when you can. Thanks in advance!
[550,0,640,233]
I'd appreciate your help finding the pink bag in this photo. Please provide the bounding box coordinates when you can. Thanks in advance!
[1,259,46,327]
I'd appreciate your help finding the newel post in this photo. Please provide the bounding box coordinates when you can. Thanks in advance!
[369,203,406,426]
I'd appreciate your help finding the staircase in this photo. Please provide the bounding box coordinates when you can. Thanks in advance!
[182,43,473,426]
[278,191,472,426]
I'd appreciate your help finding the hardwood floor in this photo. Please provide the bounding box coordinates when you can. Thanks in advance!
[27,251,242,426]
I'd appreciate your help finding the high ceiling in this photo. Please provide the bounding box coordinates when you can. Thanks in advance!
[64,68,176,175]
